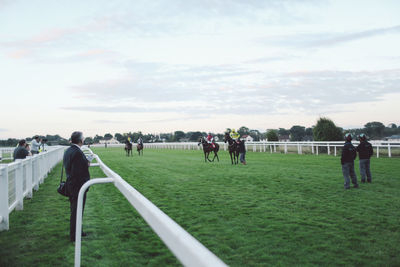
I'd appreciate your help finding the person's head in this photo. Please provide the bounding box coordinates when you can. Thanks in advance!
[232,129,235,132]
[345,133,352,141]
[359,133,367,141]
[18,139,26,146]
[33,135,39,140]
[71,131,84,146]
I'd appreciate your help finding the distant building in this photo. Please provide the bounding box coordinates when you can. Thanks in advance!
[99,138,120,144]
[278,135,290,142]
[385,135,400,142]
[241,135,254,142]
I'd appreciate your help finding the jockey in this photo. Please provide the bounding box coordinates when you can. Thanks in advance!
[230,129,240,142]
[137,136,143,146]
[206,133,215,148]
[127,136,132,143]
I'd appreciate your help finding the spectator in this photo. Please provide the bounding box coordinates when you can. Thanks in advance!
[63,131,90,242]
[31,135,42,155]
[13,140,29,161]
[238,138,246,165]
[356,133,373,183]
[25,143,32,157]
[341,133,358,189]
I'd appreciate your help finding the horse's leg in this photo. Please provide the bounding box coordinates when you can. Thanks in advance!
[216,152,219,162]
[204,151,207,162]
[230,151,233,164]
[207,151,212,162]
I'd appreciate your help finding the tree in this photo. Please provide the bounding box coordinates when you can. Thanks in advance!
[84,137,93,145]
[104,133,113,140]
[249,129,261,141]
[238,126,250,136]
[364,121,385,139]
[278,128,290,136]
[114,133,124,142]
[174,131,186,142]
[313,117,343,141]
[289,125,306,141]
[266,130,278,141]
[93,134,103,143]
[189,131,203,141]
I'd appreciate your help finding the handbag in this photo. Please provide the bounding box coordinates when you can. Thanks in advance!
[57,164,68,197]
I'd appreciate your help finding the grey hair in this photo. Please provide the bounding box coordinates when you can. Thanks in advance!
[71,131,84,144]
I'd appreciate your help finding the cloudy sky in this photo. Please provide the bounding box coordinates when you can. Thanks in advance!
[1,0,399,139]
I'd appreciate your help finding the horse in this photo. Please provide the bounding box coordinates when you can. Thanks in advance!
[137,143,143,156]
[198,137,219,162]
[224,132,239,165]
[124,140,132,156]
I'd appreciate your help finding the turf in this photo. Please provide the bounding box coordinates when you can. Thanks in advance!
[0,147,399,266]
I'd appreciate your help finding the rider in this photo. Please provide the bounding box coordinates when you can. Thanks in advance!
[127,136,132,143]
[137,136,143,146]
[230,129,240,143]
[206,133,215,149]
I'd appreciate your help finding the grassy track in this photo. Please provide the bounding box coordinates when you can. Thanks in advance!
[1,147,399,266]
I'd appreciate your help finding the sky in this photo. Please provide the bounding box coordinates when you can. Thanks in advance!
[1,0,400,139]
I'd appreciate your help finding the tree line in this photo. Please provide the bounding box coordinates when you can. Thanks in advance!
[1,119,399,147]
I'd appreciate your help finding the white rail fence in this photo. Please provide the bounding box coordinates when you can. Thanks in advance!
[91,141,400,158]
[75,147,227,267]
[0,146,65,230]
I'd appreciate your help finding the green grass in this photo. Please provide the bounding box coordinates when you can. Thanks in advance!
[1,148,399,266]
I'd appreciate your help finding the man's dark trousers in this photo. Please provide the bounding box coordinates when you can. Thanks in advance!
[69,192,87,241]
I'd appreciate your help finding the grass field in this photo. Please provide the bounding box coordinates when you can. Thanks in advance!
[1,147,399,266]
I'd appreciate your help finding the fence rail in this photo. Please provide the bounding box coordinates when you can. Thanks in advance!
[75,147,227,267]
[0,146,65,230]
[91,141,400,158]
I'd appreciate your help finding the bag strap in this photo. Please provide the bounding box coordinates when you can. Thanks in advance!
[60,163,64,183]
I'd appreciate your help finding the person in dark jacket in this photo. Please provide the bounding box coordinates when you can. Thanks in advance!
[238,139,246,165]
[63,131,90,242]
[356,133,373,183]
[13,139,30,160]
[341,133,358,189]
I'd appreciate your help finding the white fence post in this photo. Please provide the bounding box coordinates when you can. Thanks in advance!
[15,160,24,211]
[334,146,337,157]
[25,157,33,198]
[377,146,380,158]
[273,144,276,153]
[311,144,314,154]
[0,166,9,230]
[388,143,391,158]
[316,145,319,156]
[327,144,330,155]
[284,143,287,154]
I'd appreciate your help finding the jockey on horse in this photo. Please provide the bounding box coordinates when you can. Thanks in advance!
[230,129,240,143]
[206,133,216,149]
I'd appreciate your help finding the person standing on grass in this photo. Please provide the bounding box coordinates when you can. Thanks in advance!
[238,138,246,165]
[31,135,42,155]
[341,133,358,189]
[63,131,90,242]
[356,133,373,183]
[13,139,30,160]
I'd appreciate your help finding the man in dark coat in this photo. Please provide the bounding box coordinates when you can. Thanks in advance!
[13,139,30,160]
[356,133,373,183]
[238,138,246,165]
[341,133,358,189]
[63,131,90,242]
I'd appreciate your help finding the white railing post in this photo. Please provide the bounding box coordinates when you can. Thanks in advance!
[334,146,337,157]
[316,145,319,156]
[388,143,391,158]
[327,144,330,155]
[32,157,39,191]
[274,144,276,153]
[311,144,314,154]
[377,146,380,158]
[284,143,287,154]
[0,166,9,230]
[26,157,33,198]
[15,160,24,211]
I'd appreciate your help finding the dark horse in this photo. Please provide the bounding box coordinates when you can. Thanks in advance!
[125,140,132,156]
[224,132,239,165]
[198,137,219,162]
[137,143,143,156]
